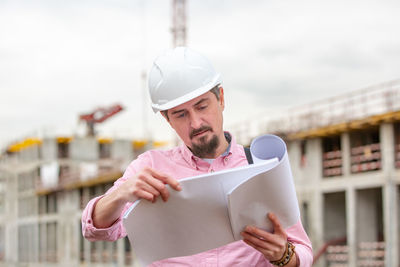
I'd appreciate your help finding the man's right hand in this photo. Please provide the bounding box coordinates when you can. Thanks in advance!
[117,167,182,203]
[92,167,181,229]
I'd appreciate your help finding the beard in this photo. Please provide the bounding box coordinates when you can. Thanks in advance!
[190,133,220,158]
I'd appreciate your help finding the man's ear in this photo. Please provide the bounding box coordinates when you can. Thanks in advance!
[219,87,225,110]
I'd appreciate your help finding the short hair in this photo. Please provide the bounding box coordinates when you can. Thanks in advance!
[162,85,221,121]
[210,85,221,101]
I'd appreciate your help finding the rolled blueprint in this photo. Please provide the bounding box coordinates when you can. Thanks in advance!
[228,134,300,240]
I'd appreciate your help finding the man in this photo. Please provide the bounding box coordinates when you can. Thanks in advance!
[82,47,312,266]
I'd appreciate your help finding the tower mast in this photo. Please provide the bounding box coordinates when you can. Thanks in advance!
[171,0,187,47]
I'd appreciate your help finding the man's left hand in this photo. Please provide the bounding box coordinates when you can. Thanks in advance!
[241,213,295,265]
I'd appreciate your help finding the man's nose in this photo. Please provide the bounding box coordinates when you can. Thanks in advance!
[189,112,203,129]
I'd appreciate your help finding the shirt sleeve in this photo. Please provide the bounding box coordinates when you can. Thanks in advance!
[81,195,128,241]
[286,219,313,267]
[81,153,152,241]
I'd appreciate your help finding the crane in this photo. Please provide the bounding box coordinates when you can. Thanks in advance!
[171,0,187,47]
[79,104,124,136]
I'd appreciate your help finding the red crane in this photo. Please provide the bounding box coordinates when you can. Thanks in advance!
[79,104,124,136]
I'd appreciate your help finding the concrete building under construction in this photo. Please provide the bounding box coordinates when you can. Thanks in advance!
[0,136,168,266]
[0,79,399,267]
[232,79,400,267]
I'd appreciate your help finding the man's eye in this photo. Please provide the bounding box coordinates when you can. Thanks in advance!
[198,105,207,110]
[176,113,185,118]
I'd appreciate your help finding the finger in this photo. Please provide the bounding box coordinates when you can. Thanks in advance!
[142,174,169,201]
[243,225,275,243]
[148,168,182,191]
[244,225,288,251]
[268,213,286,237]
[135,190,155,202]
[240,231,276,251]
[242,232,287,262]
[138,180,161,199]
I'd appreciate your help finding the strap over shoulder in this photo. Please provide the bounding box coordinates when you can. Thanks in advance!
[244,147,253,164]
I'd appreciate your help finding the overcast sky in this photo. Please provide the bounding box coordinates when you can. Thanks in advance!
[1,0,400,150]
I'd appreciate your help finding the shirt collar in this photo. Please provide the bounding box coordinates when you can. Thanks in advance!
[221,132,232,157]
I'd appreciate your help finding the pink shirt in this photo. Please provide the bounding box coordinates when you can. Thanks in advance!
[82,134,313,266]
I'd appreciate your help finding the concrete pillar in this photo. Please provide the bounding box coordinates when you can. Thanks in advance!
[398,186,400,265]
[63,191,80,266]
[65,223,71,265]
[380,123,395,174]
[312,192,324,267]
[68,191,80,266]
[57,192,66,264]
[308,138,323,182]
[383,183,399,267]
[33,223,39,263]
[39,223,46,262]
[380,122,398,267]
[287,141,300,178]
[117,238,124,267]
[83,189,91,266]
[346,188,357,267]
[72,217,81,267]
[41,138,57,161]
[5,173,18,264]
[84,239,90,266]
[341,132,351,176]
[105,239,113,264]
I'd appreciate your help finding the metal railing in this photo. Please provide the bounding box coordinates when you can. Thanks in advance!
[269,79,400,133]
[230,79,400,144]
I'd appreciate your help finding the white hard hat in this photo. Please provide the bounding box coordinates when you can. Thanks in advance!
[148,47,222,113]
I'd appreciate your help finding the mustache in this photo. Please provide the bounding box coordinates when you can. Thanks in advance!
[190,126,212,139]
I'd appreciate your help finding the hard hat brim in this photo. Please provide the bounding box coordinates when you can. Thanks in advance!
[151,74,221,113]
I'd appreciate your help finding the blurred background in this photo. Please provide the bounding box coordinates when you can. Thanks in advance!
[0,0,400,266]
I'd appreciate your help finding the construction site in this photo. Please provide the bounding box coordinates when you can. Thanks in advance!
[1,78,399,267]
[1,0,400,267]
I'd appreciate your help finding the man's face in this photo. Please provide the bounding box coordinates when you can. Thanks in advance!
[164,88,225,158]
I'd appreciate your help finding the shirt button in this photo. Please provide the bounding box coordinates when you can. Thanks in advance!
[224,157,228,162]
